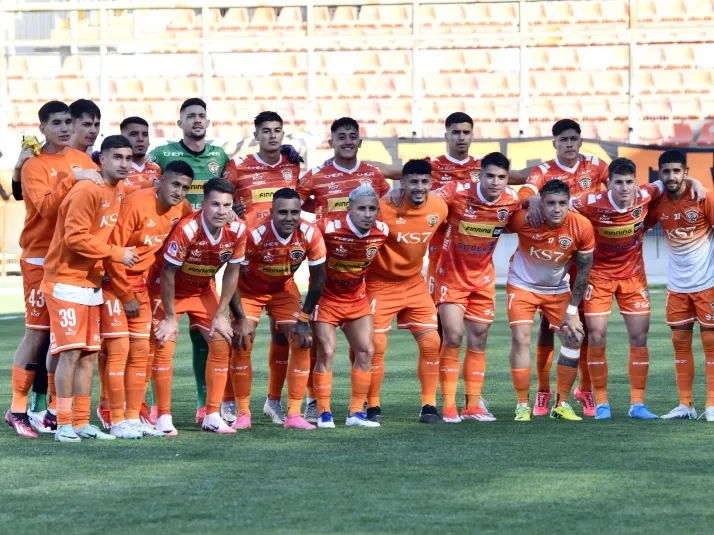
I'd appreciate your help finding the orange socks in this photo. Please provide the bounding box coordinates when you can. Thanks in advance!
[439,345,461,409]
[535,345,554,392]
[230,341,253,415]
[463,348,486,406]
[416,331,440,407]
[152,340,175,417]
[587,345,608,405]
[628,346,649,404]
[555,346,580,404]
[268,342,290,401]
[367,332,387,408]
[10,366,36,413]
[511,368,531,405]
[578,344,592,391]
[57,397,72,426]
[48,372,56,411]
[286,340,310,416]
[98,344,107,406]
[125,339,150,420]
[700,330,714,407]
[306,344,317,399]
[313,370,332,414]
[205,339,230,415]
[350,368,371,414]
[73,395,91,427]
[672,329,694,406]
[105,337,130,424]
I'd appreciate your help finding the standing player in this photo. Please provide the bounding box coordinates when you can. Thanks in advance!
[645,151,714,421]
[40,135,139,443]
[518,119,609,417]
[223,111,301,424]
[151,178,247,436]
[364,159,447,423]
[434,152,520,423]
[311,186,389,428]
[506,180,594,421]
[99,161,194,438]
[5,101,99,438]
[230,188,326,430]
[69,99,101,154]
[120,116,162,187]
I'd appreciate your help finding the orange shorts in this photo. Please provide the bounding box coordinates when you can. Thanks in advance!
[435,281,496,325]
[312,295,372,327]
[43,288,101,356]
[240,280,302,329]
[666,287,714,327]
[367,275,438,334]
[100,281,153,339]
[21,260,49,330]
[583,272,650,317]
[507,284,570,328]
[152,287,220,335]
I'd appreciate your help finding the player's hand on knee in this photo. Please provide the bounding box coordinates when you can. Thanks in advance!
[209,315,233,343]
[123,298,141,318]
[231,318,255,350]
[154,318,178,347]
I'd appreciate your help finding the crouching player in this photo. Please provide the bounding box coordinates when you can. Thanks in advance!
[311,186,389,428]
[152,178,247,435]
[506,180,594,421]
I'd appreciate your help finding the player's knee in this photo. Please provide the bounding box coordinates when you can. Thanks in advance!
[441,327,462,348]
[587,330,606,347]
[23,329,50,354]
[629,332,648,347]
[511,329,531,348]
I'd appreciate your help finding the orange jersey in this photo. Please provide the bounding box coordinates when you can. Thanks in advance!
[158,211,247,298]
[435,181,520,291]
[224,153,300,228]
[368,194,448,283]
[104,187,193,303]
[124,160,161,188]
[506,210,595,295]
[42,180,136,288]
[316,214,389,302]
[571,181,664,280]
[19,148,97,259]
[518,154,609,204]
[428,154,482,260]
[240,219,326,295]
[645,185,714,293]
[296,160,390,219]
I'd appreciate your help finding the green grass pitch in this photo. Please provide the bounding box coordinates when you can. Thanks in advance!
[1,289,714,534]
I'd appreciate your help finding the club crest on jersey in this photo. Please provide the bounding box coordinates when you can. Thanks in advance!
[360,179,372,188]
[559,236,573,249]
[366,246,379,259]
[208,160,220,177]
[171,217,180,227]
[578,176,592,190]
[290,248,305,261]
[710,302,714,313]
[282,169,293,182]
[168,241,178,255]
[640,289,650,301]
[470,171,480,181]
[685,209,699,223]
[427,214,440,227]
[117,193,124,203]
[630,206,643,219]
[496,208,509,222]
[219,250,232,262]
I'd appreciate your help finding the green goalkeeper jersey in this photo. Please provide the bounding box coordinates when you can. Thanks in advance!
[148,140,230,209]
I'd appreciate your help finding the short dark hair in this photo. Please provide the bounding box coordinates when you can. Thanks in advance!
[445,112,473,128]
[330,117,360,133]
[255,111,283,129]
[658,150,687,169]
[541,179,570,198]
[552,119,580,137]
[402,159,432,177]
[69,99,101,121]
[120,116,149,131]
[481,152,511,172]
[38,101,69,124]
[203,178,234,197]
[608,157,636,179]
[100,135,132,152]
[164,160,195,180]
[180,98,207,114]
[272,187,301,203]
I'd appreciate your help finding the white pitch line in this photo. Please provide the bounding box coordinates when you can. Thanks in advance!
[0,315,23,320]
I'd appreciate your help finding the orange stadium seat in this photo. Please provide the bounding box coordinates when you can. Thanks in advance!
[15,104,39,127]
[450,74,479,98]
[315,76,336,99]
[573,1,605,24]
[423,76,452,98]
[609,98,630,120]
[140,78,169,101]
[57,56,83,79]
[335,76,366,99]
[554,99,584,120]
[112,79,141,101]
[462,50,493,72]
[280,76,308,99]
[249,8,277,32]
[636,1,657,23]
[525,2,546,25]
[7,56,29,79]
[8,80,38,103]
[658,0,688,22]
[437,51,467,74]
[689,0,714,21]
[594,71,627,95]
[599,121,630,142]
[199,9,223,32]
[276,7,306,33]
[211,78,227,100]
[528,49,550,71]
[381,101,412,123]
[356,6,380,29]
[638,121,663,144]
[313,7,332,32]
[662,122,694,145]
[581,100,611,121]
[483,123,520,139]
[377,5,412,31]
[579,122,600,140]
[670,98,702,119]
[206,102,236,125]
[422,123,450,138]
[696,122,714,145]
[529,100,556,122]
[638,71,656,94]
[651,70,685,94]
[251,77,283,99]
[376,125,398,138]
[438,4,468,28]
[565,72,596,96]
[167,10,197,31]
[166,78,201,100]
[531,73,568,96]
[223,77,252,100]
[548,48,580,70]
[236,102,264,124]
[35,79,65,102]
[221,8,249,32]
[639,46,666,69]
[269,53,299,76]
[378,52,409,74]
[665,46,696,69]
[86,79,100,101]
[462,3,492,27]
[639,97,672,119]
[318,101,351,123]
[418,5,438,30]
[59,79,90,100]
[350,100,381,123]
[331,7,358,29]
[494,99,519,122]
[544,2,576,25]
[366,76,396,99]
[683,70,713,93]
[422,100,443,123]
[489,2,520,27]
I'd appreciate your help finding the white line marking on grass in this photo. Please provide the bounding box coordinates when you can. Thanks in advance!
[0,315,23,320]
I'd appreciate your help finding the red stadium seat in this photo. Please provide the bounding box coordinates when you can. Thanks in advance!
[423,76,452,98]
[8,80,38,103]
[661,122,694,145]
[696,122,714,145]
[221,8,250,31]
[249,8,277,32]
[683,70,713,93]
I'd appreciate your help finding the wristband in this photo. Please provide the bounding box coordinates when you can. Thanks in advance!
[298,311,310,323]
[566,305,578,315]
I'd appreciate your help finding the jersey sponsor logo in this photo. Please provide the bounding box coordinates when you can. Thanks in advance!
[630,206,643,219]
[365,245,378,259]
[208,161,220,177]
[529,246,566,262]
[666,226,695,240]
[395,217,407,225]
[578,176,592,190]
[190,249,202,259]
[685,209,699,223]
[598,222,642,238]
[262,251,275,262]
[282,169,293,182]
[559,235,573,249]
[396,231,433,243]
[71,165,82,173]
[189,181,206,194]
[427,214,440,227]
[162,151,186,157]
[458,221,504,238]
[102,200,111,208]
[258,263,291,276]
[181,263,217,277]
[496,208,510,222]
[144,233,169,247]
[328,257,369,273]
[146,219,157,228]
[219,250,233,262]
[328,197,349,212]
[252,188,279,203]
[100,213,119,228]
[290,247,305,261]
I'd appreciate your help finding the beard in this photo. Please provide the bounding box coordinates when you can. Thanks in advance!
[186,129,206,141]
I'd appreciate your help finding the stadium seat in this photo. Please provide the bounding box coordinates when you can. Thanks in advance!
[57,56,83,79]
[335,76,366,99]
[651,70,685,94]
[418,5,438,30]
[424,100,447,123]
[696,122,714,145]
[494,99,519,122]
[379,52,409,75]
[599,121,630,142]
[269,53,301,76]
[316,76,337,99]
[366,76,395,99]
[529,100,556,122]
[8,80,38,103]
[488,2,520,27]
[470,100,496,121]
[565,72,596,96]
[693,44,714,68]
[660,122,694,145]
[112,79,142,101]
[665,46,696,69]
[381,101,412,123]
[461,2,492,27]
[581,100,611,121]
[60,79,91,101]
[249,8,277,32]
[318,101,351,123]
[638,71,656,95]
[330,7,358,29]
[7,56,29,79]
[531,73,568,96]
[579,122,600,140]
[638,121,663,144]
[221,8,250,32]
[594,71,627,95]
[435,51,467,74]
[276,7,306,33]
[251,77,283,99]
[462,50,493,72]
[199,9,223,32]
[528,49,550,71]
[15,104,39,127]
[689,0,714,21]
[280,77,308,99]
[377,5,412,31]
[207,102,237,125]
[580,46,630,70]
[657,0,688,22]
[636,1,658,23]
[639,46,666,69]
[423,76,453,98]
[483,123,520,139]
[313,7,332,32]
[392,76,413,98]
[682,70,713,93]
[548,48,580,70]
[350,100,381,123]
[450,74,479,98]
[670,98,702,119]
[544,2,576,25]
[356,6,380,29]
[167,10,198,31]
[525,2,546,25]
[211,78,227,100]
[553,99,584,120]
[166,78,201,101]
[141,78,170,101]
[35,79,65,102]
[609,98,630,120]
[422,123,450,138]
[222,77,254,100]
[639,97,672,119]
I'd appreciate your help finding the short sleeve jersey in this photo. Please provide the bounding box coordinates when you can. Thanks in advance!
[124,161,162,188]
[240,219,326,295]
[506,210,595,295]
[316,214,389,302]
[428,154,482,261]
[518,154,609,204]
[161,211,247,298]
[224,153,300,228]
[645,185,714,293]
[296,160,390,219]
[571,181,664,280]
[368,194,449,283]
[435,181,520,292]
